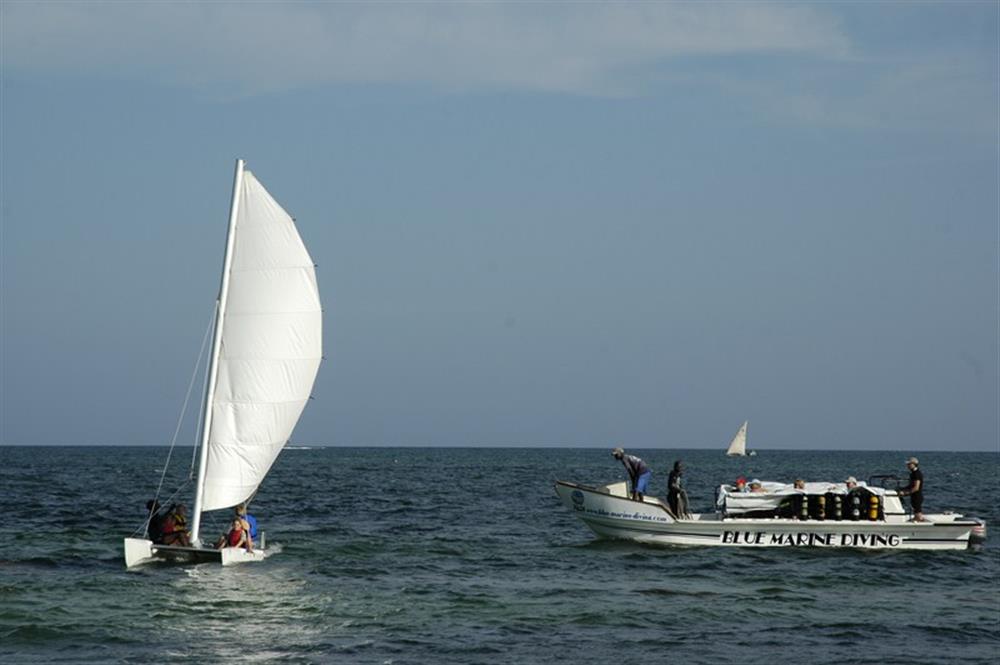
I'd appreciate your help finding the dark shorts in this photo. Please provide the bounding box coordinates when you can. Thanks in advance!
[911,493,923,513]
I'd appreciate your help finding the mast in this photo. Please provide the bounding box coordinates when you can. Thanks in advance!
[191,158,245,545]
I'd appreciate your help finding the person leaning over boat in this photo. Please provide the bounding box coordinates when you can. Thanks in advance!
[898,457,926,522]
[667,460,691,518]
[612,447,652,501]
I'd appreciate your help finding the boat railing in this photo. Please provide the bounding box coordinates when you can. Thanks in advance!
[867,474,903,491]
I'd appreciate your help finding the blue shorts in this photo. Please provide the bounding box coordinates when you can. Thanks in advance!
[635,471,652,495]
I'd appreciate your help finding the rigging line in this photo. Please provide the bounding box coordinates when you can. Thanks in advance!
[141,306,216,535]
[189,302,219,478]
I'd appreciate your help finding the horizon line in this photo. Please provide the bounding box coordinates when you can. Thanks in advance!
[1,443,996,454]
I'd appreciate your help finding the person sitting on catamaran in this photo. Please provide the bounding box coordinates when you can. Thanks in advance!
[215,518,253,552]
[145,500,166,543]
[235,504,258,543]
[160,504,191,547]
[612,447,652,501]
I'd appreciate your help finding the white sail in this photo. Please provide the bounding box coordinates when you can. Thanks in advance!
[726,421,747,456]
[199,169,322,512]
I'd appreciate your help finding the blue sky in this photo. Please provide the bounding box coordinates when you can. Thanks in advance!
[1,2,997,450]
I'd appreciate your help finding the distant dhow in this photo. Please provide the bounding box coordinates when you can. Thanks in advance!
[726,421,752,456]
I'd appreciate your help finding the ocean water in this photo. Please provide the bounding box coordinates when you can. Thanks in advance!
[1,446,998,664]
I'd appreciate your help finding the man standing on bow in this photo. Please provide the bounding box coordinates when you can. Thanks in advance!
[612,447,652,502]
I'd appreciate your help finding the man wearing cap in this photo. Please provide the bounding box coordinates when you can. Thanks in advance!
[898,457,926,522]
[611,447,652,502]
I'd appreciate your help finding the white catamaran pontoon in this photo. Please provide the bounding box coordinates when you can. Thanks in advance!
[124,159,322,568]
[555,475,986,551]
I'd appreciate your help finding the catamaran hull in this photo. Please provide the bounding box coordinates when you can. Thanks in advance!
[555,481,983,551]
[123,538,266,568]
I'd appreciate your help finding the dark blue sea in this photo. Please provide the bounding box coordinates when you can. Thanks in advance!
[1,446,998,664]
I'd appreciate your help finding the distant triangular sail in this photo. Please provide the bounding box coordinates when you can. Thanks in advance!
[726,421,747,456]
[200,170,322,511]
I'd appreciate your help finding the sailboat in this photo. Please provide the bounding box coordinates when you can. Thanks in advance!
[725,421,750,457]
[124,159,322,568]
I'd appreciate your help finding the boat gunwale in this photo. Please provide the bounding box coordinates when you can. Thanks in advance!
[554,480,983,528]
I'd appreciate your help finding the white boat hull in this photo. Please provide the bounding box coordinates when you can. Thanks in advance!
[124,538,266,568]
[555,481,984,551]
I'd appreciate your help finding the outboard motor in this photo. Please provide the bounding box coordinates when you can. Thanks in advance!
[969,520,987,548]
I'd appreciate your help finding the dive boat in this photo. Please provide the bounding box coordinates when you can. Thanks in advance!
[124,159,322,568]
[555,476,986,551]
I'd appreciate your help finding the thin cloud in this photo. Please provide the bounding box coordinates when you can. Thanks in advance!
[4,3,993,134]
[716,53,997,135]
[2,2,850,96]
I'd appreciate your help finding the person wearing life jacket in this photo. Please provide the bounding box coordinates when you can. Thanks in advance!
[235,503,258,545]
[160,504,191,547]
[215,518,253,552]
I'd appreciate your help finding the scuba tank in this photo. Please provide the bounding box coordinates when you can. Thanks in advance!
[798,494,809,520]
[849,492,862,521]
[828,493,842,521]
[815,494,826,521]
[868,494,880,521]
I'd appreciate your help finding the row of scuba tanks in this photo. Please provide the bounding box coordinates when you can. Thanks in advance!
[790,491,884,521]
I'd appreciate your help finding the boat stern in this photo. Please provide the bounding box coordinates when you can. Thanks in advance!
[969,519,987,547]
